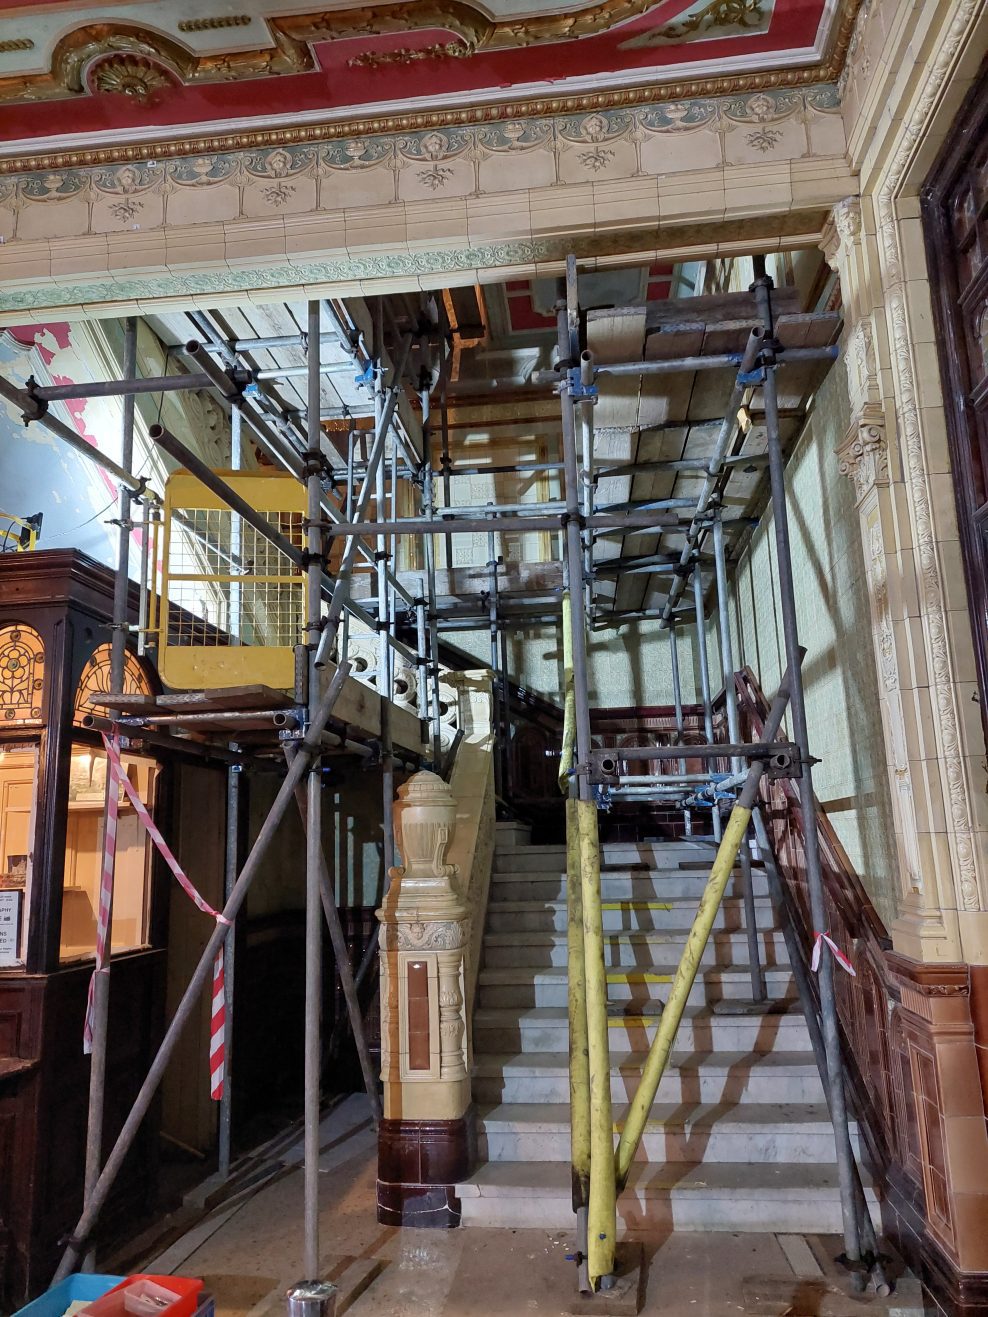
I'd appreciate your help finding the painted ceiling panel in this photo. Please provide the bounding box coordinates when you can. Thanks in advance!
[0,0,851,157]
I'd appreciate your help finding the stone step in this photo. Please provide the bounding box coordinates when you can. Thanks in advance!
[492,842,718,872]
[472,1004,810,1055]
[476,965,796,1010]
[487,897,778,935]
[476,1101,857,1165]
[482,929,789,970]
[471,1049,826,1105]
[456,1160,878,1235]
[489,871,769,903]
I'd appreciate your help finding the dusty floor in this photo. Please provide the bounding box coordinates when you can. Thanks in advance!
[133,1097,926,1317]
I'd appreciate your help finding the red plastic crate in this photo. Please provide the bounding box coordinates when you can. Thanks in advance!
[83,1275,203,1317]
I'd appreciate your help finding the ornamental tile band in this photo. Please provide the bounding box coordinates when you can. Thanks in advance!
[0,86,841,225]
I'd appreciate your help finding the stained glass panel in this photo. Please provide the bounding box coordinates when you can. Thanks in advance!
[0,625,45,726]
[73,643,154,727]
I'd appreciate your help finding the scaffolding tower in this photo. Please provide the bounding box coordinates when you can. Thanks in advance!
[0,255,890,1303]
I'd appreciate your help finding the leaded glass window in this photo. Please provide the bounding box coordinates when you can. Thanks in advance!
[0,625,45,726]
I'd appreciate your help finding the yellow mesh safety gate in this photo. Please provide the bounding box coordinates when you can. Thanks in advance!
[159,470,306,690]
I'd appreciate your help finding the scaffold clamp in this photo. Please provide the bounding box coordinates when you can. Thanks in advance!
[566,366,598,402]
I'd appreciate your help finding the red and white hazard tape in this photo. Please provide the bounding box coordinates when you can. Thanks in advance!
[85,733,231,1099]
[811,930,856,976]
[209,947,226,1099]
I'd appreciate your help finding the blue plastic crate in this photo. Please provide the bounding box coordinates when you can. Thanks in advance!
[14,1274,124,1317]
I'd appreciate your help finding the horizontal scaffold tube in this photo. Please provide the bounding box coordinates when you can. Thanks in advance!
[613,653,801,1187]
[0,373,152,496]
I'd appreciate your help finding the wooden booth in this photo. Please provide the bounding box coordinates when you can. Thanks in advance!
[0,550,168,1308]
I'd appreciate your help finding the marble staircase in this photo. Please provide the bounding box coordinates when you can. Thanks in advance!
[456,823,873,1236]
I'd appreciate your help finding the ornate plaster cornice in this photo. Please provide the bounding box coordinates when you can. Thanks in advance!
[0,0,862,175]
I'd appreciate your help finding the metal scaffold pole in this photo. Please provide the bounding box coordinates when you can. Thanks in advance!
[752,265,872,1287]
[692,567,721,842]
[374,308,396,875]
[82,315,138,1272]
[558,256,616,1293]
[711,511,764,1001]
[303,300,324,1279]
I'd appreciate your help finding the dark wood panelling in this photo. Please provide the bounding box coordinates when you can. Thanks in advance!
[923,60,988,750]
[735,667,988,1314]
[0,552,167,1310]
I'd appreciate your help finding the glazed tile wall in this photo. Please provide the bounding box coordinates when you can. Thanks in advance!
[730,357,899,926]
[0,87,851,317]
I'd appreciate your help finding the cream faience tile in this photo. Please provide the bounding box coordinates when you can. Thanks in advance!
[478,147,556,197]
[723,182,794,220]
[242,175,318,220]
[527,183,596,236]
[910,755,949,835]
[321,162,396,210]
[164,222,227,270]
[15,196,91,243]
[912,333,948,410]
[465,192,535,244]
[658,174,726,222]
[0,246,53,285]
[283,211,346,260]
[48,234,109,280]
[556,136,637,186]
[806,110,848,158]
[928,471,960,543]
[166,183,241,227]
[723,116,807,167]
[225,224,289,267]
[592,186,660,234]
[935,538,971,616]
[397,156,474,204]
[104,231,169,274]
[476,262,538,285]
[639,126,722,177]
[915,404,952,476]
[343,208,409,255]
[91,190,165,235]
[404,197,469,249]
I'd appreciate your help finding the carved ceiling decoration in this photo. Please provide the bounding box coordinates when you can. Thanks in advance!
[0,0,859,171]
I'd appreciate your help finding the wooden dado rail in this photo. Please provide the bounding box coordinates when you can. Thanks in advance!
[734,667,988,1313]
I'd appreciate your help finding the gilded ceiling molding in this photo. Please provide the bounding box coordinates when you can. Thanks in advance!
[0,21,310,106]
[278,1,687,51]
[177,16,253,33]
[0,0,861,174]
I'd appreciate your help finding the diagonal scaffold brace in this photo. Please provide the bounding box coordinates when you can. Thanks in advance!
[51,660,355,1285]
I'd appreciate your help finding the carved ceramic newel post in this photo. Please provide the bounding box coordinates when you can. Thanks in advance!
[376,770,472,1227]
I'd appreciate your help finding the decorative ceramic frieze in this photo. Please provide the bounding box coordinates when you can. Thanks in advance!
[0,85,841,208]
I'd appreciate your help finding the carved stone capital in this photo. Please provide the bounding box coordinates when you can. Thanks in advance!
[837,412,888,505]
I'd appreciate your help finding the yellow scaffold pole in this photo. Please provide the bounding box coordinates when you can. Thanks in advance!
[579,796,617,1285]
[562,598,591,1232]
[614,656,800,1187]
